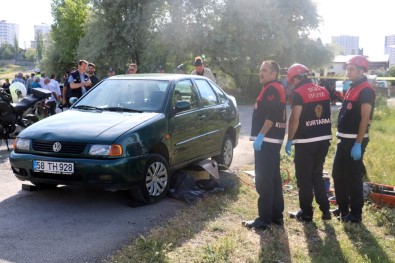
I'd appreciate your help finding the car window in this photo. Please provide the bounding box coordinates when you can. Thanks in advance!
[208,81,228,104]
[173,80,198,109]
[195,79,218,107]
[74,79,169,112]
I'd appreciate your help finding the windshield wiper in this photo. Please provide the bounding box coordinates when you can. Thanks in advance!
[73,105,103,111]
[102,106,143,113]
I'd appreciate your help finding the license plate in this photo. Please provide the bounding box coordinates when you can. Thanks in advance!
[33,160,74,175]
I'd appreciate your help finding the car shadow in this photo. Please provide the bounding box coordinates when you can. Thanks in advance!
[0,170,240,262]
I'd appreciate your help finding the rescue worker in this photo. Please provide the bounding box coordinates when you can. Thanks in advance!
[331,55,375,223]
[68,60,91,98]
[285,64,332,222]
[242,60,286,230]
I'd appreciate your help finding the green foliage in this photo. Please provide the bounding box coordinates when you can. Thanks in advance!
[44,0,334,85]
[36,31,44,62]
[42,0,90,76]
[24,48,37,62]
[0,43,15,59]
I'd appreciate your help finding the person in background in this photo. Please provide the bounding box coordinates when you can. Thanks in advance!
[12,72,26,86]
[62,67,77,107]
[127,63,138,74]
[242,60,286,231]
[2,78,11,94]
[43,77,61,116]
[68,60,91,98]
[157,65,165,73]
[331,55,375,223]
[26,73,35,94]
[176,63,185,74]
[103,67,116,80]
[31,76,42,90]
[87,63,100,90]
[190,56,216,82]
[285,63,332,222]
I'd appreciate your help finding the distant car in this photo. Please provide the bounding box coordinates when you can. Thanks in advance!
[10,74,241,203]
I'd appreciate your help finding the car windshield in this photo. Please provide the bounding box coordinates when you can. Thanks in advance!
[73,79,169,112]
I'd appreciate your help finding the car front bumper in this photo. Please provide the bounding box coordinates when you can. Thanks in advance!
[9,152,147,191]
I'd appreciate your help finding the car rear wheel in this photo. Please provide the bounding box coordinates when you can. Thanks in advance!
[130,154,170,204]
[213,134,233,170]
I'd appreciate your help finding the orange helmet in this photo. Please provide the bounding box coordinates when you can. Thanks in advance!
[287,64,309,83]
[346,55,369,72]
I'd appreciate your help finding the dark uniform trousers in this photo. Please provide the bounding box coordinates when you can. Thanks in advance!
[254,142,284,225]
[332,138,368,217]
[294,140,330,216]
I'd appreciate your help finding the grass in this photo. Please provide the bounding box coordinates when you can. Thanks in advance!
[109,98,395,263]
[0,64,32,81]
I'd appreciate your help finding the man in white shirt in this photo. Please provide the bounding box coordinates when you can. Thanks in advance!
[43,77,61,116]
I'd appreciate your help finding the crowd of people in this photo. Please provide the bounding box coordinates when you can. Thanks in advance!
[0,55,216,114]
[243,55,375,231]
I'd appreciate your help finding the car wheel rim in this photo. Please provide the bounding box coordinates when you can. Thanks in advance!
[223,139,233,166]
[145,161,168,196]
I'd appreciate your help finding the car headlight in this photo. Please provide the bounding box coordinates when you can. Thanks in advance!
[14,138,31,151]
[89,144,123,156]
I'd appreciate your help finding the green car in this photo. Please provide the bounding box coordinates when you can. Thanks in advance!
[10,74,241,203]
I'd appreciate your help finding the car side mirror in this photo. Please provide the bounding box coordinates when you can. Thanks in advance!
[175,100,191,112]
[69,97,78,105]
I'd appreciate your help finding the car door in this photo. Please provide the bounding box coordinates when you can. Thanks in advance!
[194,79,224,155]
[168,79,206,165]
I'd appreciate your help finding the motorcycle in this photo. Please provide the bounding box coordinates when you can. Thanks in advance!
[0,83,52,150]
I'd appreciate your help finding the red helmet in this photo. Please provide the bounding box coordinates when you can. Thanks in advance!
[287,64,309,83]
[346,55,369,72]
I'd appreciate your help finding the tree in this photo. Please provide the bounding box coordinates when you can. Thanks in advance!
[0,43,15,60]
[36,31,44,62]
[202,0,331,89]
[25,48,38,62]
[13,35,19,61]
[42,0,89,75]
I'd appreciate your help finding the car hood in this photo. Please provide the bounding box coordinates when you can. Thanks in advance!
[20,110,162,143]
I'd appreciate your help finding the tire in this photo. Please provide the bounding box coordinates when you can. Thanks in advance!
[130,154,170,204]
[213,134,234,170]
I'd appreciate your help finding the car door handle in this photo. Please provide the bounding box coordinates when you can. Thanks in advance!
[198,114,206,120]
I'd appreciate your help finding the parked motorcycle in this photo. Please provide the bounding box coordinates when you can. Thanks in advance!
[0,83,52,150]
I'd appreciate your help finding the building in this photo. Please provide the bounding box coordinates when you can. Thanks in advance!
[331,35,362,56]
[0,20,19,46]
[384,34,395,66]
[327,55,389,76]
[30,23,51,48]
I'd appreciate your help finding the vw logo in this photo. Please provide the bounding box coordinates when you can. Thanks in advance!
[53,142,62,152]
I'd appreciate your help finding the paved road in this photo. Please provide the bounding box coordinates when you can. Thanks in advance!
[0,105,255,263]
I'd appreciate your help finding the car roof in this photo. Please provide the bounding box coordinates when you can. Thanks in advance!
[107,73,210,81]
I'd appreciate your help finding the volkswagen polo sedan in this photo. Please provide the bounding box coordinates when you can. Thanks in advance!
[10,74,241,203]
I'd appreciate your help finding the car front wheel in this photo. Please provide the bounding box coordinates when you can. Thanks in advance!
[130,154,170,204]
[213,134,233,170]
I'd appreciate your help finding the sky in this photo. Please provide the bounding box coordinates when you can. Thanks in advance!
[0,0,394,57]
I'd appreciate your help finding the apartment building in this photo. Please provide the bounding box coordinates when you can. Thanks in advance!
[0,20,19,46]
[331,35,361,56]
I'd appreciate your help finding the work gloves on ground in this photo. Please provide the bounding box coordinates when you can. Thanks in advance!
[285,141,293,156]
[351,143,362,160]
[253,133,265,151]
